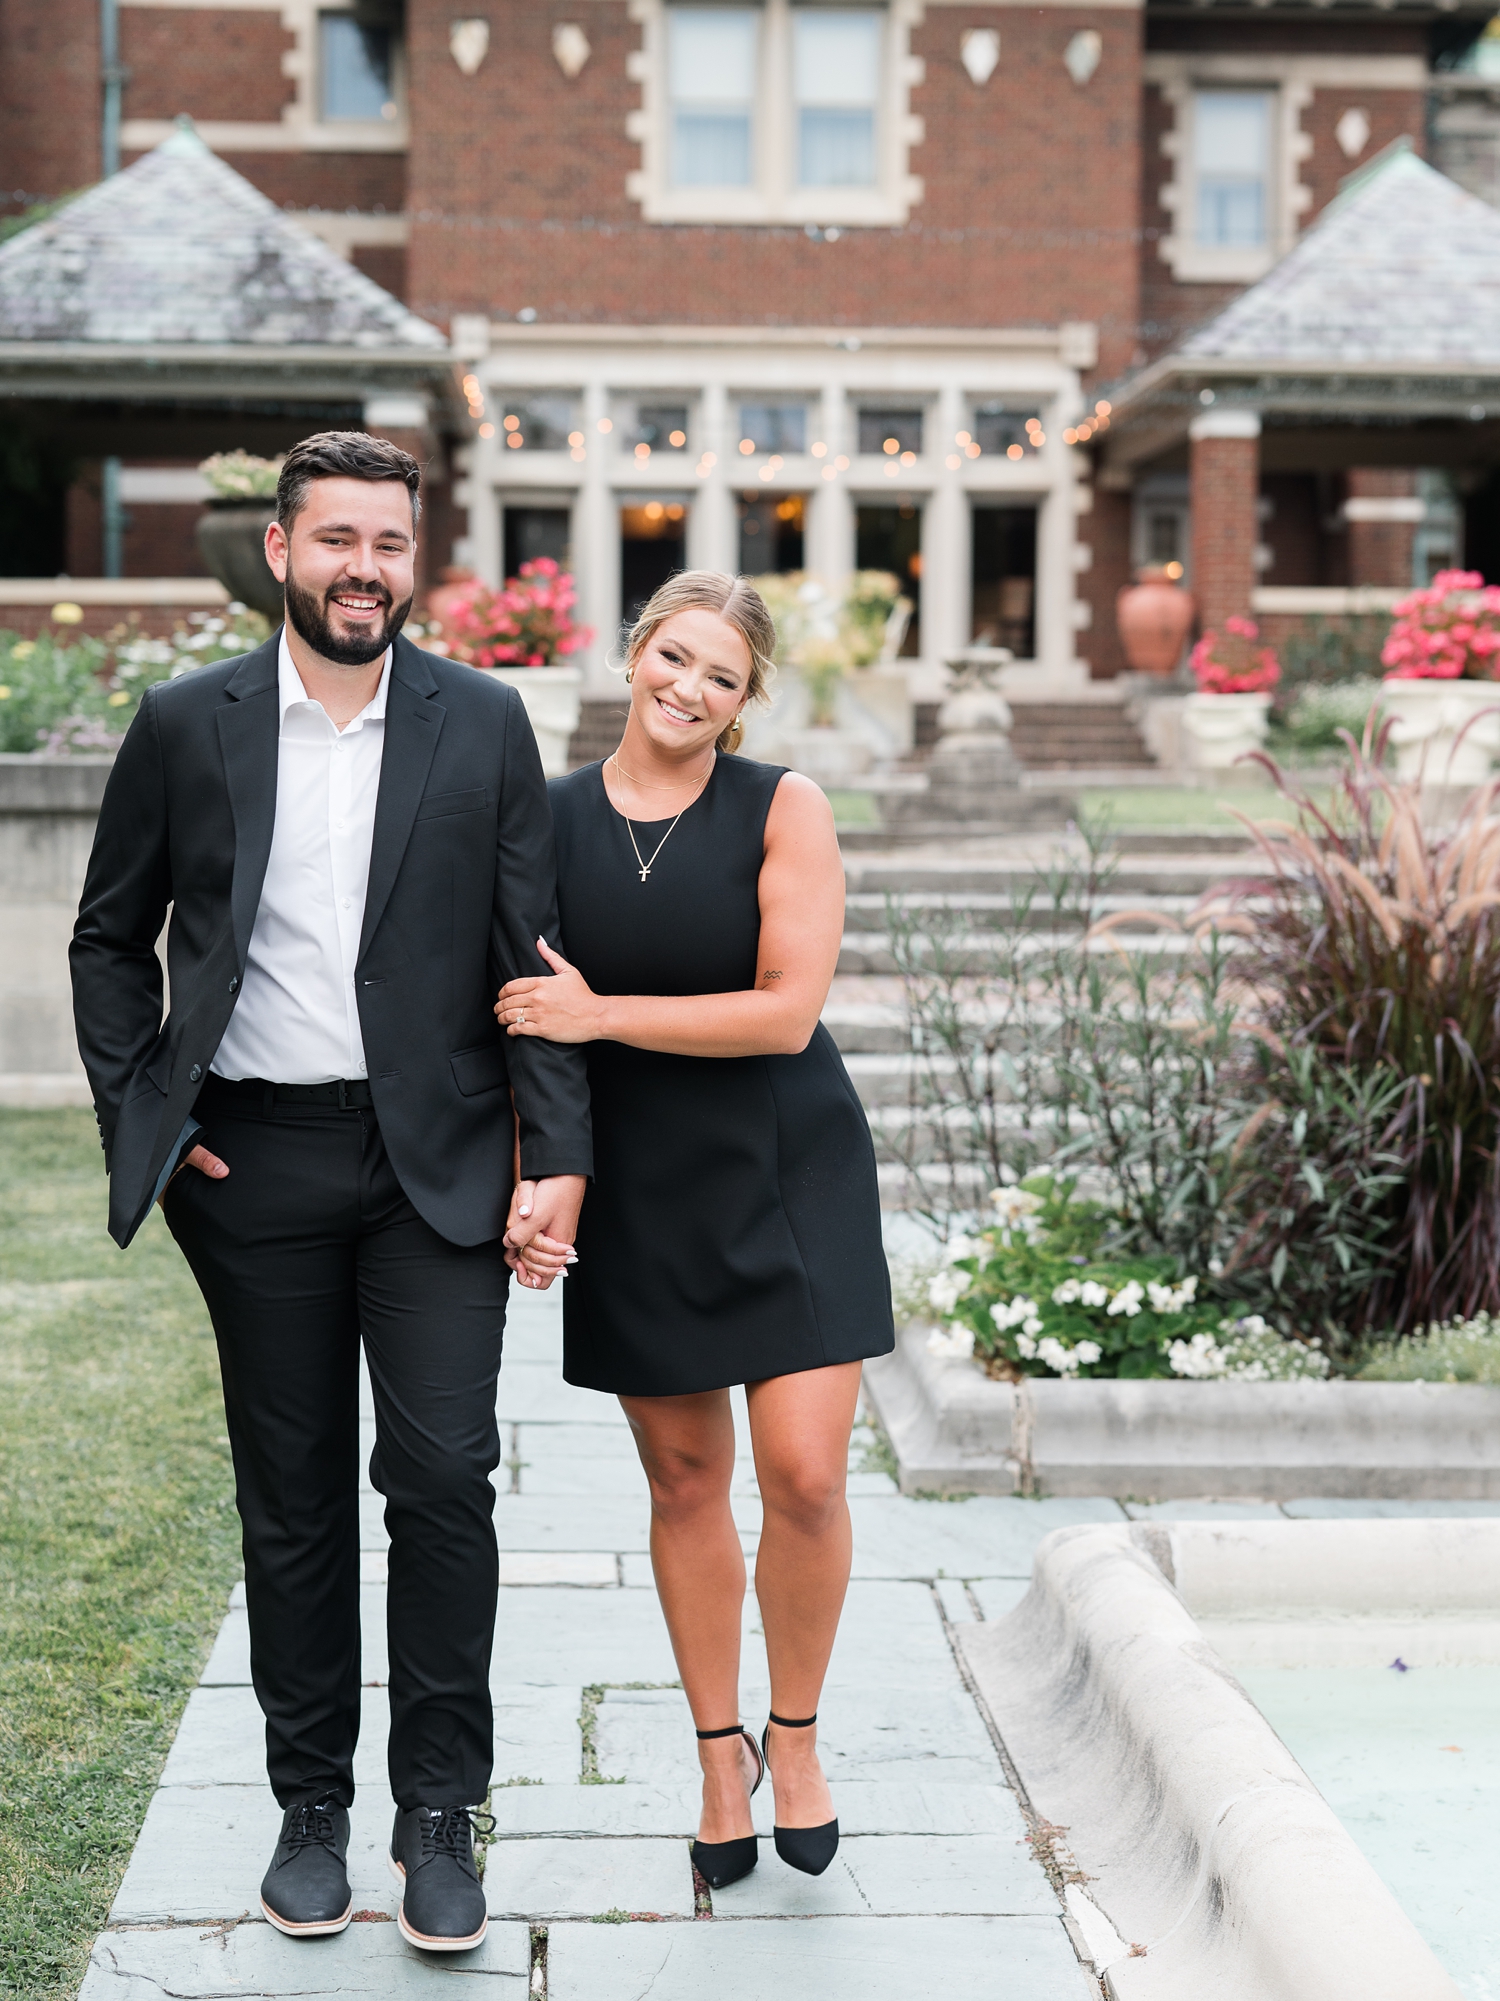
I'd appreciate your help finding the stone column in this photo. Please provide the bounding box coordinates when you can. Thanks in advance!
[1188,408,1261,633]
[363,394,436,600]
[691,381,737,575]
[1345,469,1422,589]
[806,384,854,586]
[922,382,968,664]
[577,380,619,692]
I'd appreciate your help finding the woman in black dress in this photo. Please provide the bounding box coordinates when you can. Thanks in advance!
[494,570,893,1890]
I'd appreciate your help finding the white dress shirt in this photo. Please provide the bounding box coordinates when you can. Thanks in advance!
[212,634,391,1084]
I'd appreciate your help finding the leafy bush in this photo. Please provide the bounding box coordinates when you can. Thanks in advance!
[1355,1313,1500,1384]
[1276,614,1388,696]
[1214,743,1500,1334]
[0,605,271,755]
[427,561,591,667]
[198,451,283,501]
[1268,679,1384,760]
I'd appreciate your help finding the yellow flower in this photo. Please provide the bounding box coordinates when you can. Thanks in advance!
[11,641,33,659]
[51,602,84,625]
[107,690,131,706]
[0,686,10,700]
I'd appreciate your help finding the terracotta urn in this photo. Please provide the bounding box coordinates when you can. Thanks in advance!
[1116,567,1194,677]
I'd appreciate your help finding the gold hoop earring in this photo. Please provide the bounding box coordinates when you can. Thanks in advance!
[625,667,635,684]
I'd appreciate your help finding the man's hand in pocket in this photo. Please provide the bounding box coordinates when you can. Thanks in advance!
[159,1144,229,1206]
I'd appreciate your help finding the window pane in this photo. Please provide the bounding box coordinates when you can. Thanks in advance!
[500,396,576,452]
[320,14,392,122]
[800,109,874,188]
[1194,91,1270,247]
[858,409,923,456]
[794,11,880,105]
[669,7,755,186]
[739,403,807,454]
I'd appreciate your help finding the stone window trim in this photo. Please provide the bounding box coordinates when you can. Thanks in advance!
[118,0,408,155]
[624,0,926,227]
[1147,54,1425,285]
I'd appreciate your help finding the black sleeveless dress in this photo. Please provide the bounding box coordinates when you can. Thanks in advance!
[549,754,894,1397]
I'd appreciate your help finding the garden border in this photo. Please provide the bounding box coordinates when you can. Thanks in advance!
[863,1325,1500,1498]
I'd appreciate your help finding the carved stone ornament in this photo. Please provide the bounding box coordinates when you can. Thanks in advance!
[961,28,1000,87]
[552,22,591,79]
[1064,29,1102,87]
[449,18,489,76]
[1336,107,1371,160]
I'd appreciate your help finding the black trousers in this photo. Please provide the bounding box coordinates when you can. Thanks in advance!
[162,1079,508,1811]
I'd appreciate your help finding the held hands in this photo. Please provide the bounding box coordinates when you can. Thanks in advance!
[496,938,605,1044]
[503,1172,586,1291]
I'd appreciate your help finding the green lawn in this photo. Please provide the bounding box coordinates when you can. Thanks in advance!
[0,1112,240,2001]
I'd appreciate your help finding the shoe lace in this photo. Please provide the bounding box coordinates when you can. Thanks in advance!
[421,1806,496,1860]
[284,1801,340,1852]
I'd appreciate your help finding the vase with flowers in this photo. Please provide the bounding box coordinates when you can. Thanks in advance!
[1379,569,1500,785]
[1181,614,1280,769]
[426,559,593,775]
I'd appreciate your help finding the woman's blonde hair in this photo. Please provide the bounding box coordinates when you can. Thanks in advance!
[622,570,778,753]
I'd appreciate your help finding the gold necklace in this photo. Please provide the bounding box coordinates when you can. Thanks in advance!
[609,750,714,793]
[608,756,711,883]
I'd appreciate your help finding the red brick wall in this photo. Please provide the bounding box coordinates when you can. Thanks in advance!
[121,9,296,124]
[119,149,408,214]
[0,601,227,640]
[352,245,408,301]
[1191,433,1259,632]
[1346,467,1417,588]
[0,0,99,209]
[404,0,1142,374]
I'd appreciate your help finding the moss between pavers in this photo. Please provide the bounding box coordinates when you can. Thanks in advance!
[0,1110,241,2001]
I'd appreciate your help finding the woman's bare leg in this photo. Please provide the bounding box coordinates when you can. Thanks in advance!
[745,1361,864,1829]
[619,1389,759,1844]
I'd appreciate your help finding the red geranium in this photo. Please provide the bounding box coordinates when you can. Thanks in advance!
[428,559,593,668]
[1381,569,1500,681]
[1190,615,1281,696]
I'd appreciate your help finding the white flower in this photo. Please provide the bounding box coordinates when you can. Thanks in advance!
[1052,1278,1082,1306]
[990,1295,1041,1332]
[1146,1276,1201,1315]
[928,1270,971,1315]
[1074,1340,1102,1366]
[1036,1337,1081,1375]
[1107,1281,1144,1318]
[1168,1332,1228,1379]
[945,1234,979,1266]
[1015,1331,1038,1359]
[1208,1257,1225,1277]
[1079,1280,1110,1309]
[1022,1315,1043,1338]
[926,1324,975,1360]
[989,1186,1042,1224]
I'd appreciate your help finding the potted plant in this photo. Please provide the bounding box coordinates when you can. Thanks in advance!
[1378,569,1500,785]
[195,452,285,620]
[751,571,913,778]
[425,560,591,776]
[1182,615,1280,769]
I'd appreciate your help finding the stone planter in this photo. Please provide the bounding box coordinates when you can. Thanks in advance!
[1180,690,1272,771]
[483,666,583,777]
[863,1324,1500,1498]
[194,501,280,620]
[1378,675,1500,786]
[778,726,874,784]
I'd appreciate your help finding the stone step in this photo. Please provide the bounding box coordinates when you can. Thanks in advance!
[837,926,1205,977]
[567,698,629,768]
[1009,704,1156,770]
[841,889,1207,935]
[841,853,1261,898]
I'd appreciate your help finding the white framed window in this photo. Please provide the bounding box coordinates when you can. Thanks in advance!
[795,10,880,189]
[1193,90,1272,249]
[669,9,757,187]
[626,0,925,226]
[317,10,401,126]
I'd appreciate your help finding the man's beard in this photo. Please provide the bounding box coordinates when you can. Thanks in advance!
[283,557,413,666]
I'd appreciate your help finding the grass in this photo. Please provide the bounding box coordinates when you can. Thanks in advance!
[1075,785,1294,829]
[0,1111,241,2001]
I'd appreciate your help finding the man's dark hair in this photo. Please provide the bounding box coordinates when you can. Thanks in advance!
[276,430,422,530]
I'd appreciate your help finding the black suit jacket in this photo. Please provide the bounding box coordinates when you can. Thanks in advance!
[71,630,592,1249]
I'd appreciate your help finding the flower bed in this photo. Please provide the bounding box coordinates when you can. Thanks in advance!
[426,560,591,667]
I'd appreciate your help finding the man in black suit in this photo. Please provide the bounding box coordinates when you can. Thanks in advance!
[71,432,591,1952]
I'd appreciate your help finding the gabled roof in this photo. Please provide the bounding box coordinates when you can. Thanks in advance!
[1179,144,1500,370]
[0,122,445,353]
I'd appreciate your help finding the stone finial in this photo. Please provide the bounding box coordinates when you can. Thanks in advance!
[553,23,591,80]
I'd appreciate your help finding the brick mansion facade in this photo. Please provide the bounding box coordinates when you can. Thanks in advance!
[4,0,1500,684]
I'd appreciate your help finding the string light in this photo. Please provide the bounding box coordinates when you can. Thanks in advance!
[597,416,613,434]
[964,441,981,459]
[834,454,849,471]
[1063,427,1079,445]
[570,445,586,461]
[945,452,961,470]
[821,465,837,480]
[701,451,717,468]
[568,431,584,447]
[955,430,971,447]
[739,438,756,455]
[507,432,524,449]
[478,422,495,438]
[1006,443,1023,460]
[503,415,520,432]
[883,438,899,456]
[900,450,916,466]
[635,442,651,460]
[811,441,827,458]
[644,501,664,521]
[669,429,686,447]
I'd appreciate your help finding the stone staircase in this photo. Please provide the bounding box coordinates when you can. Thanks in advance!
[1007,701,1155,771]
[822,840,1262,1194]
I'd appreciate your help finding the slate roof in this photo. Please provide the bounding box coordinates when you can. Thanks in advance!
[1178,144,1500,371]
[0,122,445,352]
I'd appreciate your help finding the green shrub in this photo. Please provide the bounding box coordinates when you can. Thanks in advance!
[0,629,111,752]
[1355,1313,1500,1384]
[1268,679,1384,760]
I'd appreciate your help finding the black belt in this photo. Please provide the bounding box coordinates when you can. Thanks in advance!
[199,1074,374,1109]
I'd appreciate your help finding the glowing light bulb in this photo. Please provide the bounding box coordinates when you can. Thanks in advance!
[635,442,651,459]
[503,415,520,432]
[570,446,586,462]
[669,430,686,447]
[945,453,961,470]
[644,501,664,521]
[834,455,849,471]
[568,431,584,447]
[739,438,756,456]
[1007,444,1023,461]
[811,441,827,458]
[1063,428,1078,445]
[965,441,981,459]
[1095,400,1112,416]
[507,433,524,449]
[883,438,899,456]
[702,452,717,468]
[900,450,916,466]
[597,417,613,434]
[478,422,495,438]
[821,465,836,481]
[955,430,971,447]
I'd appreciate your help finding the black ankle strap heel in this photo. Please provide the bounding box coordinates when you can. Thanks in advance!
[688,1724,764,1892]
[761,1712,839,1878]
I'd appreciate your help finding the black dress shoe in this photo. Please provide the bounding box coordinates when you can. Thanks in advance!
[259,1799,352,1936]
[762,1712,840,1877]
[389,1805,493,1951]
[688,1723,765,1890]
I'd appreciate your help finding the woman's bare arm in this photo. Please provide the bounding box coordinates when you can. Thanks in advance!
[495,772,844,1059]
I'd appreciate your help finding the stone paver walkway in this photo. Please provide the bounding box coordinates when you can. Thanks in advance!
[80,1285,1118,2001]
